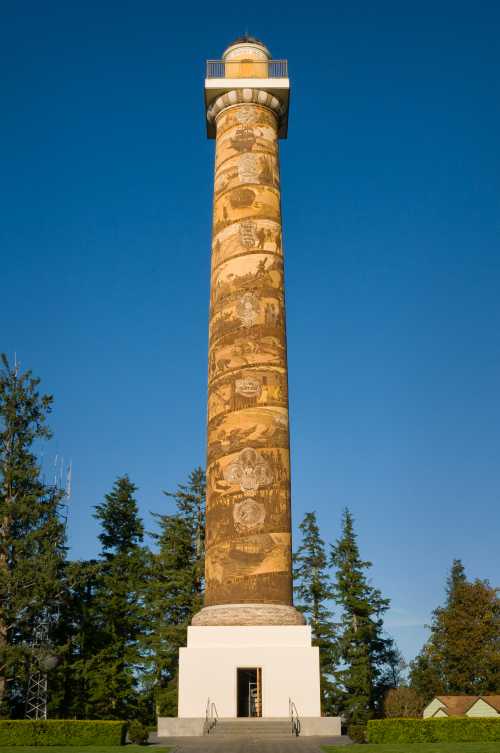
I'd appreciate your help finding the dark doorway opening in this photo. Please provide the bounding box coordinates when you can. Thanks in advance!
[237,667,262,717]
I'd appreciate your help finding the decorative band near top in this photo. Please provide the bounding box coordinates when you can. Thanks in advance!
[207,89,286,126]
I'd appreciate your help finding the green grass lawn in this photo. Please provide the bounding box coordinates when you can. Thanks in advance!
[322,745,500,753]
[0,748,172,753]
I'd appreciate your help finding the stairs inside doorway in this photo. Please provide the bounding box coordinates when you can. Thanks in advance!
[210,718,292,737]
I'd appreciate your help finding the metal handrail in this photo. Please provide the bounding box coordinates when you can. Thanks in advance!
[211,701,219,727]
[206,60,288,78]
[289,697,301,737]
[204,697,210,734]
[204,698,219,735]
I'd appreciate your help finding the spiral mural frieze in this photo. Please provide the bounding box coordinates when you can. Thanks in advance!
[205,102,292,608]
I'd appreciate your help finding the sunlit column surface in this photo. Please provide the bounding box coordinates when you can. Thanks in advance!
[194,38,302,626]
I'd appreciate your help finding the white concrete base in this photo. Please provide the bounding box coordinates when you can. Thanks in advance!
[177,625,321,719]
[156,716,342,738]
[157,717,204,737]
[300,717,342,736]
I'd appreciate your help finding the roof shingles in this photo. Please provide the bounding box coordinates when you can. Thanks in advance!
[436,696,500,715]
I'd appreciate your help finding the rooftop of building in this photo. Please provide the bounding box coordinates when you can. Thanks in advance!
[434,696,500,714]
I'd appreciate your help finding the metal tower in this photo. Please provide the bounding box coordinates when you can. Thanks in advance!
[25,461,72,719]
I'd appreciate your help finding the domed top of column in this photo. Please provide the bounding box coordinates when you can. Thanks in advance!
[223,34,271,61]
[204,35,289,139]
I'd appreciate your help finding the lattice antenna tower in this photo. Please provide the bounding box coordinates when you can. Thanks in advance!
[25,459,72,720]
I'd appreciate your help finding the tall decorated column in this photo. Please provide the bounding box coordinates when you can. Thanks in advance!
[165,37,338,729]
[193,36,303,627]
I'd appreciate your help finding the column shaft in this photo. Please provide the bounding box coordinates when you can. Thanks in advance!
[205,101,292,609]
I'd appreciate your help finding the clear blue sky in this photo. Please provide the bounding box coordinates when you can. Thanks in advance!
[1,1,499,663]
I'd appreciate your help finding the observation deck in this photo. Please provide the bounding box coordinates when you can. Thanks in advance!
[204,57,290,138]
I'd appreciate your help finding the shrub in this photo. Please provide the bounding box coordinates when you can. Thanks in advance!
[128,719,149,744]
[384,687,424,718]
[0,719,127,746]
[348,723,367,743]
[367,717,500,744]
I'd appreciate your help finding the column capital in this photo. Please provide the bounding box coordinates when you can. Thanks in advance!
[207,88,287,135]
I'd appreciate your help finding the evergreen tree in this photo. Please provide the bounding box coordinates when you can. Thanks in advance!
[446,558,466,602]
[0,355,66,717]
[330,508,398,726]
[382,644,407,689]
[85,476,147,719]
[410,561,500,698]
[47,559,102,719]
[164,467,205,598]
[293,511,338,713]
[143,468,205,716]
[408,645,443,701]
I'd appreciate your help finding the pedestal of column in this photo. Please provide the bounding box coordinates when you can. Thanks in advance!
[178,626,320,718]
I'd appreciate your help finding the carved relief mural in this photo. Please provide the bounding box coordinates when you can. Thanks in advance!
[206,102,293,607]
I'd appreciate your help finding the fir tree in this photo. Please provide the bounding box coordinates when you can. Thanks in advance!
[382,644,407,689]
[0,355,66,717]
[47,559,102,719]
[330,508,398,725]
[293,511,338,713]
[86,476,147,719]
[408,645,443,701]
[143,468,205,716]
[164,467,205,598]
[410,561,500,697]
[446,558,466,602]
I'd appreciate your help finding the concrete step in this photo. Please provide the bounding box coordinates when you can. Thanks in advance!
[210,719,292,737]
